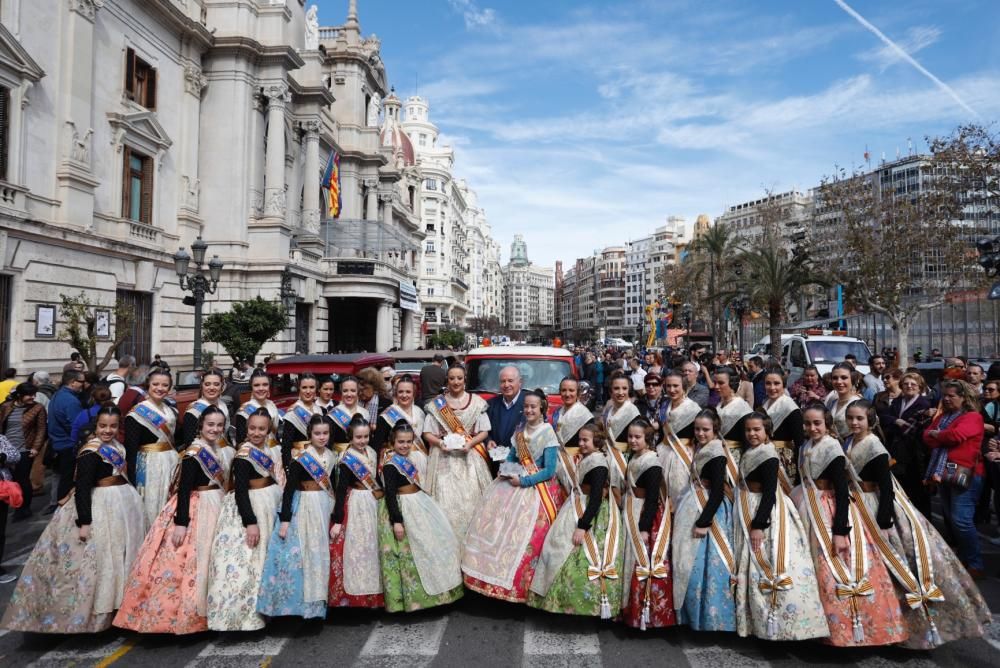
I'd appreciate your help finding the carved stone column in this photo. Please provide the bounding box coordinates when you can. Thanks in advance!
[263,83,290,218]
[364,178,379,222]
[376,300,394,353]
[302,120,321,234]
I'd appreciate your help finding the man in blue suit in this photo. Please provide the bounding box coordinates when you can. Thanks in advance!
[486,366,524,475]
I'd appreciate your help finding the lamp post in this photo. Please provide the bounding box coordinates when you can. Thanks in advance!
[730,295,750,354]
[173,237,223,370]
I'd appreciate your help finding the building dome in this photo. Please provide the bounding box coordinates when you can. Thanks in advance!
[380,88,415,167]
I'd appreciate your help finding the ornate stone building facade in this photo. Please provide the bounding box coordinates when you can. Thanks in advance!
[0,0,422,374]
[502,235,554,335]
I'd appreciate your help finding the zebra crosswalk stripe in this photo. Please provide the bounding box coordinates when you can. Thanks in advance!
[26,637,129,668]
[356,615,449,667]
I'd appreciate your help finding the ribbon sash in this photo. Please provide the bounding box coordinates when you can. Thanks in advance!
[80,440,128,480]
[688,454,737,577]
[330,405,354,431]
[239,444,277,479]
[341,449,379,490]
[572,481,620,608]
[382,406,428,455]
[297,450,334,495]
[803,480,873,635]
[284,404,314,438]
[388,453,421,487]
[132,402,175,445]
[515,429,558,523]
[432,395,489,464]
[190,445,227,489]
[736,477,792,637]
[624,477,671,629]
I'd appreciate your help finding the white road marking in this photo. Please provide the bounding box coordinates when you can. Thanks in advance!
[27,637,127,667]
[523,619,601,656]
[358,615,449,663]
[683,646,769,668]
[183,635,288,668]
[985,614,1000,653]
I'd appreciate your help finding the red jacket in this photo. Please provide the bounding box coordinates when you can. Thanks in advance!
[924,411,985,477]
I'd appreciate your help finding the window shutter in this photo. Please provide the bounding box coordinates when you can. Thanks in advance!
[0,87,9,181]
[125,48,135,98]
[121,146,131,218]
[146,67,156,109]
[140,155,154,224]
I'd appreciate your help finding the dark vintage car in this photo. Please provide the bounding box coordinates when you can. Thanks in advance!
[463,346,577,419]
[265,353,396,410]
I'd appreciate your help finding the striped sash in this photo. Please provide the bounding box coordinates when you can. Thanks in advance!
[432,395,490,464]
[624,480,671,631]
[573,478,621,619]
[736,478,792,639]
[516,429,558,523]
[688,450,738,581]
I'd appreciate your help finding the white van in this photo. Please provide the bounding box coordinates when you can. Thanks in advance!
[750,335,791,357]
[781,331,872,383]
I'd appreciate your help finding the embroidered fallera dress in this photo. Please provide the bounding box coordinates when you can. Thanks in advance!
[733,442,828,641]
[601,400,639,452]
[671,439,739,632]
[378,452,464,612]
[422,393,493,539]
[551,401,593,453]
[231,398,283,448]
[762,393,804,484]
[463,422,568,603]
[325,403,370,461]
[124,399,179,531]
[114,439,234,634]
[717,396,752,466]
[619,449,675,630]
[206,441,284,631]
[656,397,700,510]
[256,445,337,620]
[791,435,907,646]
[328,446,385,609]
[528,450,624,618]
[2,440,144,633]
[846,433,991,649]
[280,400,323,469]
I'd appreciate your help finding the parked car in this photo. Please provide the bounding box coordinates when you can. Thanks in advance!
[265,353,396,410]
[463,346,577,418]
[390,349,464,375]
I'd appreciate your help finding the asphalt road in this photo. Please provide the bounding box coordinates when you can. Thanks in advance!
[1,478,999,668]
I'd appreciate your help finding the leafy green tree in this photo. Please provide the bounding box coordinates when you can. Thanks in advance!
[428,329,465,349]
[732,231,828,357]
[682,222,740,349]
[203,296,288,365]
[58,292,134,372]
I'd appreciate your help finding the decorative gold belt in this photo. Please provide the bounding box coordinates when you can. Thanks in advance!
[140,442,174,453]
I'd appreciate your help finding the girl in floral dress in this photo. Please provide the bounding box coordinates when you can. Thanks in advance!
[619,418,675,630]
[207,408,284,631]
[257,415,337,620]
[463,390,568,602]
[844,400,990,649]
[178,370,230,449]
[328,415,385,609]
[601,372,639,453]
[379,420,463,612]
[114,406,234,634]
[3,406,144,633]
[733,412,828,641]
[231,369,283,448]
[280,373,322,469]
[671,409,738,632]
[123,369,179,531]
[791,402,907,646]
[528,421,624,618]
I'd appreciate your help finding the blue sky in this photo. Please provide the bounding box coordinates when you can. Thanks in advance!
[317,0,1000,267]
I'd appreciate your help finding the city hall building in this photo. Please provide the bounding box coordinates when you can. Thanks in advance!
[0,0,426,374]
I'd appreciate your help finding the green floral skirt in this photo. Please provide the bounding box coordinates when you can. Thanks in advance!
[377,499,464,613]
[527,501,624,617]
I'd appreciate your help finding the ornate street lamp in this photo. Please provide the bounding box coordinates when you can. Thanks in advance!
[174,237,223,370]
[730,294,750,354]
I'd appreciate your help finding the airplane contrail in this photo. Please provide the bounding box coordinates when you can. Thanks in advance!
[833,0,978,118]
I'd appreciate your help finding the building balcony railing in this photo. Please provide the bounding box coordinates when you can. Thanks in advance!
[451,277,469,290]
[320,258,417,284]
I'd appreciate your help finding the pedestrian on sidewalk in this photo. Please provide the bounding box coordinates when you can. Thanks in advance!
[46,370,86,509]
[0,368,18,403]
[0,383,46,521]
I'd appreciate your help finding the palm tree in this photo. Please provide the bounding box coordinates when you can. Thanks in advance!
[684,222,741,349]
[735,231,828,358]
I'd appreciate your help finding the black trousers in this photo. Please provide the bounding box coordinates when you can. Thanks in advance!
[12,452,32,515]
[55,449,76,502]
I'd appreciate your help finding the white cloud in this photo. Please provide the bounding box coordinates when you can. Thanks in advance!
[859,25,942,70]
[447,0,498,31]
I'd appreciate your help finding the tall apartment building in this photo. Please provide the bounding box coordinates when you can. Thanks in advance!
[502,234,554,333]
[715,189,814,245]
[557,246,627,340]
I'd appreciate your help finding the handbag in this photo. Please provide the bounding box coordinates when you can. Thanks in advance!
[940,451,979,490]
